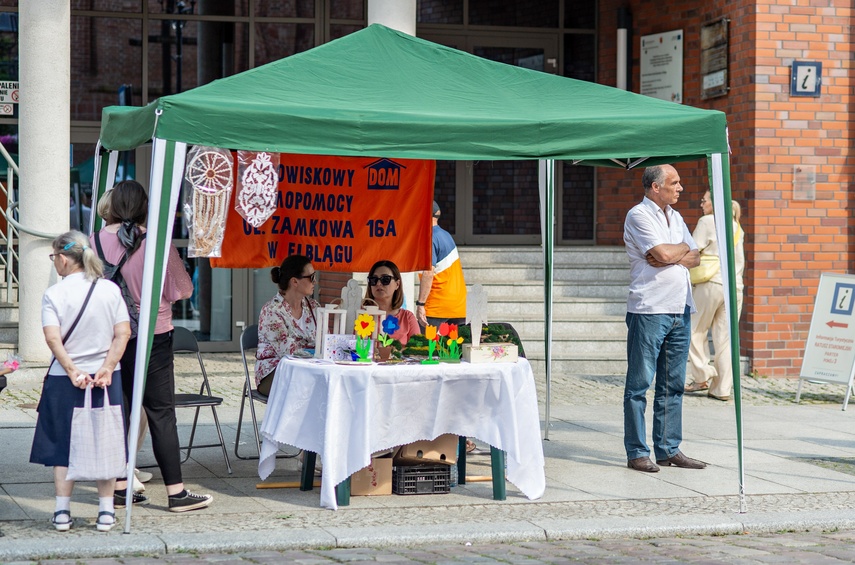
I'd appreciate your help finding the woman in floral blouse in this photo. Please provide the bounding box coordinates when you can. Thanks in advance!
[255,255,320,396]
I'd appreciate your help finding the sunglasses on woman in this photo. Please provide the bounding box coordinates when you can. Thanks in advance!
[368,274,394,286]
[295,272,316,282]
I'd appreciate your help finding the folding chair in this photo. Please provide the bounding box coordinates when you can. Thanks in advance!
[172,326,232,474]
[234,324,301,460]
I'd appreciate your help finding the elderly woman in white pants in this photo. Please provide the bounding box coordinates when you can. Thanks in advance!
[685,193,745,401]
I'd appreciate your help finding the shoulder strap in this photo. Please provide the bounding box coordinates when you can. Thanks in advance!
[93,230,106,260]
[63,281,97,344]
[94,230,134,272]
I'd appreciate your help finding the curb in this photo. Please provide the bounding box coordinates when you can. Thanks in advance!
[4,510,855,561]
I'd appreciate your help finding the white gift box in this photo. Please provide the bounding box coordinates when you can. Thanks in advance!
[323,334,374,361]
[462,343,519,364]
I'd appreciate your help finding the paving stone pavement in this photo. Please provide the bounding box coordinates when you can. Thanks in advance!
[3,353,855,562]
[11,528,855,564]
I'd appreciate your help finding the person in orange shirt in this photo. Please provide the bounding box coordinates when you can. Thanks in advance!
[416,201,474,453]
[416,201,467,330]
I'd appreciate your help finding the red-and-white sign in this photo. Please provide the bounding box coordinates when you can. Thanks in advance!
[0,81,19,104]
[210,153,435,273]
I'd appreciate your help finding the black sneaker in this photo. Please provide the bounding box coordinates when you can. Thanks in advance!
[114,491,149,508]
[168,490,212,513]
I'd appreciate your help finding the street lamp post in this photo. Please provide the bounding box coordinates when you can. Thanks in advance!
[159,0,195,95]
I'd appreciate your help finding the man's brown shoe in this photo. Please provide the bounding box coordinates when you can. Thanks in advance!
[656,452,707,469]
[627,457,660,473]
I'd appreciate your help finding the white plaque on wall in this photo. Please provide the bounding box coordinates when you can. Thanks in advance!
[640,30,684,104]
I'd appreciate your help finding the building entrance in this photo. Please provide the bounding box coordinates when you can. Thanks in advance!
[420,31,593,245]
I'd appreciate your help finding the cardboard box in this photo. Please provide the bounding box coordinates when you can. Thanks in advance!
[394,433,458,466]
[462,343,519,363]
[351,454,392,496]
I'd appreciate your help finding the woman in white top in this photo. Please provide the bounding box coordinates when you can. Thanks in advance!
[30,231,131,532]
[685,192,745,400]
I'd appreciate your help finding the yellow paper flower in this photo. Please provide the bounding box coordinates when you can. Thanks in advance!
[354,313,375,339]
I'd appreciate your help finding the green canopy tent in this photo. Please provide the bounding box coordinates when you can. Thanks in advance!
[94,24,743,530]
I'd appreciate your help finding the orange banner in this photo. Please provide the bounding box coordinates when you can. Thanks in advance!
[210,154,435,272]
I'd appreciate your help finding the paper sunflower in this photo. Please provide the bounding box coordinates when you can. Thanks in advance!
[355,313,376,339]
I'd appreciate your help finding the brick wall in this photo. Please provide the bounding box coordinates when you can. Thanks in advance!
[596,0,854,377]
[747,0,854,376]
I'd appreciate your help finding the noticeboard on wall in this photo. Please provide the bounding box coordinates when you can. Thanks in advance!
[640,30,683,103]
[700,19,729,99]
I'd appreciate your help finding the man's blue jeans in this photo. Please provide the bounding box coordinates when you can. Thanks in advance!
[624,306,691,462]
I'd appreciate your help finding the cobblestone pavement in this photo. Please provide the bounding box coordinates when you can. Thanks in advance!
[4,354,855,563]
[2,352,845,411]
[15,528,855,564]
[0,353,846,410]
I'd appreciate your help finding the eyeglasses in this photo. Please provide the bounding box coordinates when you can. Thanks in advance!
[368,274,394,286]
[49,253,61,261]
[295,272,316,282]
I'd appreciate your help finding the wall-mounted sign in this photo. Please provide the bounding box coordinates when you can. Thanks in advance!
[700,19,729,99]
[0,81,19,105]
[640,30,683,103]
[791,61,822,97]
[793,164,816,201]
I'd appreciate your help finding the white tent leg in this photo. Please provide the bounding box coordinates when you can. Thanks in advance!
[709,152,745,513]
[538,160,555,440]
[123,138,187,534]
[91,144,119,234]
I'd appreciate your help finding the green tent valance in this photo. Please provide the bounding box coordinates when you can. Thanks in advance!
[100,25,727,165]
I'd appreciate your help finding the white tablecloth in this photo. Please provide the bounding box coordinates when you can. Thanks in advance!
[258,358,545,509]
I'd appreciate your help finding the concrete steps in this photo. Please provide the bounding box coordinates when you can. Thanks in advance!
[0,292,19,355]
[459,246,630,376]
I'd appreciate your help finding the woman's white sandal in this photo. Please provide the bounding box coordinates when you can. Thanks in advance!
[51,509,72,532]
[96,510,116,532]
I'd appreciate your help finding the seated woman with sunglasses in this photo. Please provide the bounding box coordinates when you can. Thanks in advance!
[255,255,320,396]
[364,260,420,345]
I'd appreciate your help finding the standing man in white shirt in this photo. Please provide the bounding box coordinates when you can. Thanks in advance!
[623,164,706,473]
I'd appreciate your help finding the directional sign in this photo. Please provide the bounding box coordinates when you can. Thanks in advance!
[0,81,19,104]
[799,273,855,409]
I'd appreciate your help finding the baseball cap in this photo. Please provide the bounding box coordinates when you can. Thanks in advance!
[432,201,440,217]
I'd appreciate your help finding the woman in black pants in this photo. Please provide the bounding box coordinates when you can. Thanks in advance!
[90,180,212,513]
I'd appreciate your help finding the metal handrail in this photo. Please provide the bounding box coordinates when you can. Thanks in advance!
[0,144,21,303]
[6,202,60,239]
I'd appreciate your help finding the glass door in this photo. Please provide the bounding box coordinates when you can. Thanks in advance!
[466,36,557,245]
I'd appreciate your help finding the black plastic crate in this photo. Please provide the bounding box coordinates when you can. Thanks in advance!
[392,464,450,495]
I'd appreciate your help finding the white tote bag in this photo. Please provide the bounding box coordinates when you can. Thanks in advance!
[66,385,127,481]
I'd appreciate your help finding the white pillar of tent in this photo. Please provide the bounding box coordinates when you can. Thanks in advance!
[124,137,187,533]
[368,0,416,36]
[18,0,71,362]
[91,145,120,234]
[709,151,746,512]
[538,160,555,440]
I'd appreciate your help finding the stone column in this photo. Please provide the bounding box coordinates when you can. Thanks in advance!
[18,1,70,361]
[367,0,416,36]
[363,1,418,308]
